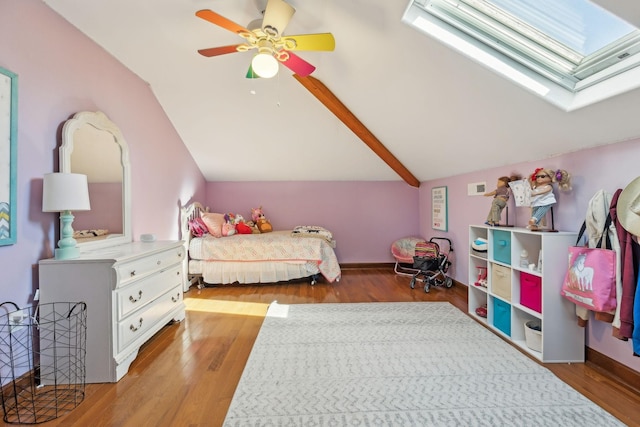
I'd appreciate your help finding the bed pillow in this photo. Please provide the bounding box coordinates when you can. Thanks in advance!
[188,217,208,237]
[201,212,226,238]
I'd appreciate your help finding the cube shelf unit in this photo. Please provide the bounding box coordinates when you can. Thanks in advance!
[468,225,585,363]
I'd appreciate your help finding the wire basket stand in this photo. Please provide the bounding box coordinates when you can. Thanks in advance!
[0,302,87,424]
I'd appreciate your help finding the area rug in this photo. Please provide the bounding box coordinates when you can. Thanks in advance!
[223,302,623,426]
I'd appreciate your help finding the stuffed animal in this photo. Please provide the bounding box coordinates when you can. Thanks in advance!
[251,206,264,223]
[257,216,272,233]
[222,213,236,236]
[251,206,273,233]
[246,220,261,234]
[234,214,253,234]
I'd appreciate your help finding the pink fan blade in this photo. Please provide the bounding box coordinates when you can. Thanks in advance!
[195,9,251,35]
[281,52,316,77]
[197,45,243,57]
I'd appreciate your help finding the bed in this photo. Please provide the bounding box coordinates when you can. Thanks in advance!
[180,202,341,288]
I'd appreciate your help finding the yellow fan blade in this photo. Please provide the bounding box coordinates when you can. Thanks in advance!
[283,33,336,51]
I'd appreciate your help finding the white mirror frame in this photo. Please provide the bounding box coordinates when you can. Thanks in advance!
[60,111,132,251]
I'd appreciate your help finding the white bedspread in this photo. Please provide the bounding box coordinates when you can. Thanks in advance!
[189,231,340,282]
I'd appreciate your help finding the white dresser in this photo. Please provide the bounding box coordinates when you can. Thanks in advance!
[38,241,186,383]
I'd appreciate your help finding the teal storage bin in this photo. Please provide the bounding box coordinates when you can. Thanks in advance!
[493,298,511,336]
[493,230,511,265]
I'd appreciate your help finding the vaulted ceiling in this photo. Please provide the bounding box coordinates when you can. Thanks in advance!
[43,1,640,184]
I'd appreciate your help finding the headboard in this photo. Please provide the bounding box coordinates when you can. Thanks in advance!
[180,201,209,246]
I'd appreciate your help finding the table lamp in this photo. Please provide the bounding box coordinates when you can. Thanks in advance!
[42,173,91,259]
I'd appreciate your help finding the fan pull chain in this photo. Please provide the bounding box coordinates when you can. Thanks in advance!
[276,70,281,107]
[250,71,256,95]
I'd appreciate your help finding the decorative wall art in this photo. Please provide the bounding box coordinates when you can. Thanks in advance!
[432,186,448,231]
[0,66,17,246]
[508,178,532,207]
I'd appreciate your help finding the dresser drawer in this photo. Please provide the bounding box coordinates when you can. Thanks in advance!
[116,265,182,321]
[117,286,183,354]
[115,246,185,287]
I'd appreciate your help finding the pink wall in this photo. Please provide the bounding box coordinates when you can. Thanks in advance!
[0,0,206,308]
[207,181,420,263]
[419,137,640,374]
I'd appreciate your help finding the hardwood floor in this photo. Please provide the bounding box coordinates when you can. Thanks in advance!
[4,268,639,426]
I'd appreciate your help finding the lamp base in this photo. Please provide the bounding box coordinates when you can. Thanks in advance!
[55,210,81,260]
[55,245,80,260]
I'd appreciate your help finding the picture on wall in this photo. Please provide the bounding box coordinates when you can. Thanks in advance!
[0,66,18,246]
[432,186,448,231]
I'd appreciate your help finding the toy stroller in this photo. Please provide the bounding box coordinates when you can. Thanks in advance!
[409,237,454,293]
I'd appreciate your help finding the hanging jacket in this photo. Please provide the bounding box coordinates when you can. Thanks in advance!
[610,188,640,339]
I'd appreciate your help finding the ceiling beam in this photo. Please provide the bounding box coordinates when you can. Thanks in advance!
[293,75,421,188]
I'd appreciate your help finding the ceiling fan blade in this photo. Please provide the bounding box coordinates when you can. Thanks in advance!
[197,45,243,57]
[280,52,316,77]
[246,65,261,79]
[283,33,336,51]
[262,0,295,36]
[195,9,251,35]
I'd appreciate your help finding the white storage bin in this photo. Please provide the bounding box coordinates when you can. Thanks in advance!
[524,320,542,352]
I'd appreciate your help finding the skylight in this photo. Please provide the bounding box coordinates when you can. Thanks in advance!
[402,0,640,111]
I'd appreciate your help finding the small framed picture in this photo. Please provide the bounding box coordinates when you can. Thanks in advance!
[432,186,448,231]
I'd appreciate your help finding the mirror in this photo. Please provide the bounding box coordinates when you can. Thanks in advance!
[60,111,132,251]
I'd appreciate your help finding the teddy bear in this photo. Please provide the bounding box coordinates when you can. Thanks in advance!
[245,220,261,234]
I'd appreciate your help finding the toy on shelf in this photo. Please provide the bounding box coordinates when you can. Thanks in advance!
[474,266,487,287]
[483,174,521,226]
[527,168,571,231]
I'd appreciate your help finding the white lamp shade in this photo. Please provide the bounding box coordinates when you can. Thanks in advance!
[42,173,91,212]
[251,53,279,78]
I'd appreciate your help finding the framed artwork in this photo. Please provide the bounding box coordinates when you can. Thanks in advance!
[0,66,18,246]
[432,186,448,231]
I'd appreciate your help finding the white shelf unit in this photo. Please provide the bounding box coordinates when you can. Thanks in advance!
[468,225,585,363]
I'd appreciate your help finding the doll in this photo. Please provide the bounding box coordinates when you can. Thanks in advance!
[527,167,571,230]
[483,174,521,226]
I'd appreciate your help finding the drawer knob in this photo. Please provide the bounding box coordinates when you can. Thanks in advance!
[498,240,507,247]
[157,260,161,265]
[172,293,181,303]
[130,318,143,332]
[129,290,143,303]
[130,270,136,277]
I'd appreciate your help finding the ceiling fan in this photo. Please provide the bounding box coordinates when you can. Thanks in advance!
[196,0,335,78]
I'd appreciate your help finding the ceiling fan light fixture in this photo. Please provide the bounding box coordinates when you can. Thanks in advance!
[251,52,279,78]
